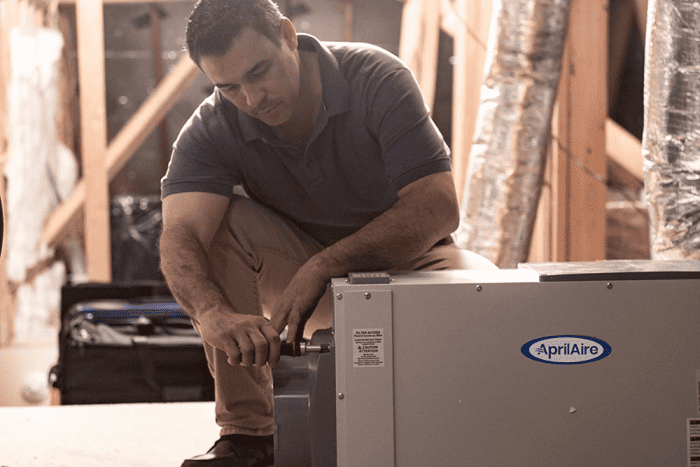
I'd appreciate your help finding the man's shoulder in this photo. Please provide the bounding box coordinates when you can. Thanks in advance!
[190,91,232,124]
[324,40,406,74]
[180,90,237,139]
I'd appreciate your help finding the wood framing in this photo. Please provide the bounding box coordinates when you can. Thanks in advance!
[43,54,199,248]
[398,0,441,112]
[399,0,491,202]
[606,118,643,182]
[39,0,200,279]
[632,0,648,42]
[399,0,611,263]
[451,0,491,203]
[549,0,608,262]
[76,0,112,282]
[607,0,636,112]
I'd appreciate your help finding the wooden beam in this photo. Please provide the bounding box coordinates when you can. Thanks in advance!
[528,134,554,263]
[43,54,199,247]
[76,0,111,282]
[398,0,440,111]
[106,55,198,180]
[338,0,354,42]
[440,0,459,38]
[632,0,648,43]
[399,0,426,88]
[451,0,491,205]
[551,0,608,262]
[606,118,643,182]
[419,1,440,111]
[607,0,635,113]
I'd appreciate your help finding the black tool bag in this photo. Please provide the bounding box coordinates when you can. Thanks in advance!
[52,284,214,405]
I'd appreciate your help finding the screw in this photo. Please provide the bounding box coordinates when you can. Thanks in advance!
[338,393,345,400]
[606,283,613,289]
[364,293,371,299]
[476,285,482,292]
[337,293,343,300]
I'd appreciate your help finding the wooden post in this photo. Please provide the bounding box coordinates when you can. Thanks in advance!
[339,0,354,42]
[550,0,608,262]
[632,0,648,42]
[451,0,492,203]
[76,0,112,282]
[398,0,440,112]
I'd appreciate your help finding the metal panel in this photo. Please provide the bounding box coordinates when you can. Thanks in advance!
[334,289,394,467]
[332,265,700,466]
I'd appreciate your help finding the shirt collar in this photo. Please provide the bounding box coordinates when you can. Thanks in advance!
[234,33,350,143]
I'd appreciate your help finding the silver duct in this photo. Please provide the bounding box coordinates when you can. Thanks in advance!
[643,0,700,259]
[454,0,570,268]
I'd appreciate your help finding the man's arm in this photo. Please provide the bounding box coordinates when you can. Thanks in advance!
[269,171,459,341]
[160,192,281,367]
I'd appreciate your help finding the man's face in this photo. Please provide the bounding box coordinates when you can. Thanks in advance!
[199,23,300,127]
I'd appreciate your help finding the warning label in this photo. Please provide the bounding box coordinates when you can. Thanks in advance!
[353,328,384,367]
[688,419,700,467]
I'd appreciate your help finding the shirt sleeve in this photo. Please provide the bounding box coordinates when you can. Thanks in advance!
[160,97,241,200]
[364,53,452,192]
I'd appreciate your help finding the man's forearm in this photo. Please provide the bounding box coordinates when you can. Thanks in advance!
[311,172,460,281]
[160,227,233,321]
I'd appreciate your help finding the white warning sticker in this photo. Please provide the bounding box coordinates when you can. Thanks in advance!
[688,419,700,467]
[353,328,384,367]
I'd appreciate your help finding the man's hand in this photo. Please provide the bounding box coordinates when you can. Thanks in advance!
[198,308,281,368]
[269,259,329,344]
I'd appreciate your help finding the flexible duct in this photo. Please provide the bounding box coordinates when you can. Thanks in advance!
[454,0,570,268]
[643,0,700,259]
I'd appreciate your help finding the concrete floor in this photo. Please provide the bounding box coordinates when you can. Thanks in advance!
[0,402,220,467]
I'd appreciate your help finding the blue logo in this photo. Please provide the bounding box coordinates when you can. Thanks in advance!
[521,335,612,365]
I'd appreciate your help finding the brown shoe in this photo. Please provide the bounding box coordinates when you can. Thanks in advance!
[181,434,274,467]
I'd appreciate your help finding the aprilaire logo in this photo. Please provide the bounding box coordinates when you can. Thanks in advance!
[521,335,612,365]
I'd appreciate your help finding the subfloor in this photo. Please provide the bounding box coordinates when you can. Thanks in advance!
[0,402,220,467]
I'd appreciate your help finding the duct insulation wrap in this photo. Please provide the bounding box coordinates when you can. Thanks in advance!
[454,0,570,268]
[643,0,700,259]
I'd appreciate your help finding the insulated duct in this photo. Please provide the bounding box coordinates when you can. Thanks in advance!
[643,0,700,259]
[454,0,570,268]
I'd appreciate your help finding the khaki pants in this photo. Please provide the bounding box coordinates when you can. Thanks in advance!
[194,195,496,436]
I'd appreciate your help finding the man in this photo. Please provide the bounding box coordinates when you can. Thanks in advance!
[160,0,496,465]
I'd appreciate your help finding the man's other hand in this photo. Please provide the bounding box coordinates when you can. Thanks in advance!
[269,259,328,345]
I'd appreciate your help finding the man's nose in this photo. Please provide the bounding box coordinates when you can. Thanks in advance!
[242,84,264,109]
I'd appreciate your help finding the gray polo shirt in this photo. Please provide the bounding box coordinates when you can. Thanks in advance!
[161,34,451,247]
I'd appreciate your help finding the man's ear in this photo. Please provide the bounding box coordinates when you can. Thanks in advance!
[280,17,297,51]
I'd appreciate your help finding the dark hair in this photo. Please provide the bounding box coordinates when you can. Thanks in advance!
[186,0,284,66]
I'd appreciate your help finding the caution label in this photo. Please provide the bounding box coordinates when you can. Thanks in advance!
[353,328,384,367]
[688,419,700,466]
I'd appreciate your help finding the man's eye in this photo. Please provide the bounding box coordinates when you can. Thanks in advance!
[251,66,269,80]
